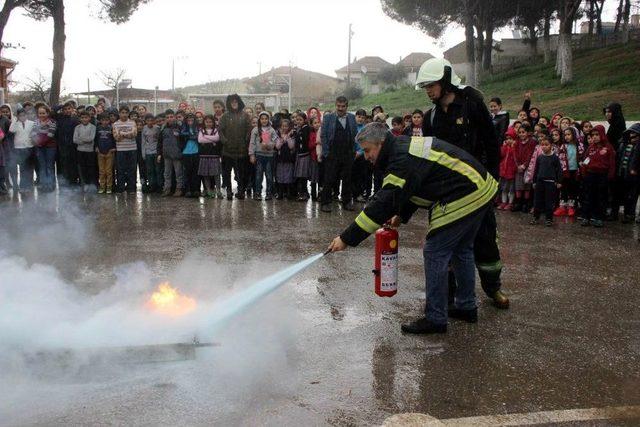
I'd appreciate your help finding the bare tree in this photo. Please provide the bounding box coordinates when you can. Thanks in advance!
[23,70,51,102]
[98,68,126,105]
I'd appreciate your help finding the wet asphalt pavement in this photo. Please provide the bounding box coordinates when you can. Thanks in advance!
[1,189,639,426]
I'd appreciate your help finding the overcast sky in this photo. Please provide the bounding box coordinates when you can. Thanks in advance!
[3,0,623,93]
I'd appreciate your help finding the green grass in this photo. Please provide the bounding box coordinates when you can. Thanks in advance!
[324,42,640,120]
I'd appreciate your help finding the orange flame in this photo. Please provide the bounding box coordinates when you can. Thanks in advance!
[147,282,196,316]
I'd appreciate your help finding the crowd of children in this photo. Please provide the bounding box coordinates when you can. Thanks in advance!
[492,94,639,228]
[0,94,638,232]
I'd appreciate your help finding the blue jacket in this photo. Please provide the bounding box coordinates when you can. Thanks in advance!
[321,112,357,159]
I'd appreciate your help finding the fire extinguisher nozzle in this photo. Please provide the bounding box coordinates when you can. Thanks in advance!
[323,248,332,256]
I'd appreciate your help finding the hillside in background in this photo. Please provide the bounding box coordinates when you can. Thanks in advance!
[328,42,640,120]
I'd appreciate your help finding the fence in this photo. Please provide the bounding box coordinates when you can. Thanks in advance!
[571,29,640,51]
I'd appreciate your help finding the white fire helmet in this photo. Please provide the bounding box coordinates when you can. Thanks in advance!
[414,58,462,90]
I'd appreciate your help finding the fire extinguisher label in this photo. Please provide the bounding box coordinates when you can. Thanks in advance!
[380,253,398,291]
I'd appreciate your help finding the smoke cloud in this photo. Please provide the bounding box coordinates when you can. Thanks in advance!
[0,194,307,424]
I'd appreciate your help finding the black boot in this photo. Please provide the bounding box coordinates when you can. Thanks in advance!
[311,183,317,201]
[448,307,478,323]
[401,318,447,334]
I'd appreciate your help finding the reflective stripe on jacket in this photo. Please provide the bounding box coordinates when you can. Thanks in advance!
[340,134,498,246]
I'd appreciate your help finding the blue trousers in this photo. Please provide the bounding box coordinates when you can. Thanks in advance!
[36,146,57,191]
[254,155,274,196]
[424,206,488,325]
[9,148,34,190]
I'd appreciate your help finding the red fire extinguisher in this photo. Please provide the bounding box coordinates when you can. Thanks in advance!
[373,225,398,297]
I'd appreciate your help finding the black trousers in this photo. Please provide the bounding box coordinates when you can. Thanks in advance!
[533,180,558,220]
[448,206,503,301]
[183,154,200,194]
[222,156,248,194]
[613,176,639,218]
[137,147,147,184]
[321,156,353,205]
[583,173,608,221]
[59,143,79,185]
[77,151,97,187]
[351,155,368,198]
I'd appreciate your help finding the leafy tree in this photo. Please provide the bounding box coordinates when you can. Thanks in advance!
[343,85,363,101]
[514,2,546,57]
[0,0,28,57]
[381,0,480,85]
[4,0,152,105]
[473,0,516,72]
[378,64,406,87]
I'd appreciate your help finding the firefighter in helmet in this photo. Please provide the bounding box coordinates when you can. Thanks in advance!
[327,123,498,334]
[416,58,509,310]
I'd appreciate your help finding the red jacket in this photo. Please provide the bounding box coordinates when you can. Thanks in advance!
[308,129,318,162]
[499,142,517,179]
[584,142,616,179]
[515,138,536,170]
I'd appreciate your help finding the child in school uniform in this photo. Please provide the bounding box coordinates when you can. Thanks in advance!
[514,124,537,212]
[293,112,311,201]
[498,128,518,210]
[530,135,563,226]
[197,114,223,199]
[94,113,116,194]
[274,119,295,200]
[73,111,97,191]
[308,116,321,202]
[142,113,161,193]
[249,111,277,200]
[580,125,616,227]
[180,114,200,198]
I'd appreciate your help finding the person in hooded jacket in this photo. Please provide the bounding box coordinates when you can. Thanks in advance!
[218,94,251,200]
[603,102,626,148]
[613,123,640,223]
[603,102,627,220]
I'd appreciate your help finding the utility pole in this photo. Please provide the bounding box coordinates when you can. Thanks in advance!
[288,62,292,112]
[154,86,158,115]
[347,23,354,86]
[87,78,90,105]
[257,61,262,75]
[171,58,175,92]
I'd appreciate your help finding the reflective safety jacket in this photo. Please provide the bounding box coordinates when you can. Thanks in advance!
[340,134,498,246]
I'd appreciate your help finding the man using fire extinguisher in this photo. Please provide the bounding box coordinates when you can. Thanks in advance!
[327,123,498,334]
[417,58,509,310]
